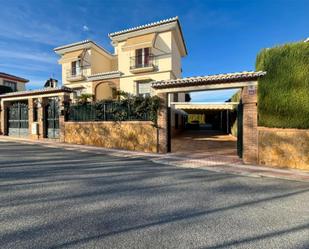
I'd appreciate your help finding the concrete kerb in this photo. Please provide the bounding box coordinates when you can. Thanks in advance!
[0,136,308,182]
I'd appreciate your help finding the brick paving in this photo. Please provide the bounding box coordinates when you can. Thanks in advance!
[0,135,308,182]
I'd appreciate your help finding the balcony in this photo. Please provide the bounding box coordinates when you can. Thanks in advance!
[66,67,86,82]
[130,54,156,74]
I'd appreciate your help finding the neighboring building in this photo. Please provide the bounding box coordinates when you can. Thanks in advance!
[0,72,28,92]
[54,17,187,104]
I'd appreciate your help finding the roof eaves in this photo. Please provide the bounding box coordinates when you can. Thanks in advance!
[87,71,122,81]
[108,16,179,37]
[0,72,29,83]
[151,71,266,88]
[54,40,114,57]
[0,86,73,98]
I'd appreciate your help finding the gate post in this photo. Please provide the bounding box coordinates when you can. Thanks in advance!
[157,92,168,153]
[28,98,34,139]
[59,94,70,143]
[38,97,47,139]
[241,84,258,164]
[0,101,9,135]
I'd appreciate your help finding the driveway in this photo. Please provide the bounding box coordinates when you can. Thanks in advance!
[0,141,308,249]
[171,130,241,164]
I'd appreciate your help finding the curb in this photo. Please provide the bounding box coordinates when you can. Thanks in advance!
[1,136,308,183]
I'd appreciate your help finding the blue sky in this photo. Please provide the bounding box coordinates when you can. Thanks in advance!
[0,0,308,102]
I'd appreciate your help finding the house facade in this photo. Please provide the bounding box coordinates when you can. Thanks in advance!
[0,72,28,92]
[54,17,187,105]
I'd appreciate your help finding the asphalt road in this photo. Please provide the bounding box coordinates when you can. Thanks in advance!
[0,141,308,249]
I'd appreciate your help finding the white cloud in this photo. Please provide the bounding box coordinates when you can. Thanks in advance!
[83,25,89,32]
[0,49,57,64]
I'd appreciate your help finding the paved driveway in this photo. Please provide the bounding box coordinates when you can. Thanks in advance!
[0,141,308,249]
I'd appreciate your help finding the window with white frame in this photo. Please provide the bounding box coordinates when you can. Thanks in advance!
[136,80,152,97]
[135,48,151,68]
[71,59,81,76]
[3,80,17,91]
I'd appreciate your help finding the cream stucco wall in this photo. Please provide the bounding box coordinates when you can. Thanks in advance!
[115,30,183,96]
[90,47,114,74]
[57,28,184,101]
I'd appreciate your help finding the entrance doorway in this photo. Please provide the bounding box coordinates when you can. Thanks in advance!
[45,98,60,139]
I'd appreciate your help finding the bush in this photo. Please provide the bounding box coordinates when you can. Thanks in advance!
[256,42,309,128]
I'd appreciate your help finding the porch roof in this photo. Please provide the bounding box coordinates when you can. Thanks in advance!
[152,71,266,91]
[0,87,73,99]
[172,102,239,111]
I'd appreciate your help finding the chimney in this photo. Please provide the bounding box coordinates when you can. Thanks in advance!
[44,78,58,88]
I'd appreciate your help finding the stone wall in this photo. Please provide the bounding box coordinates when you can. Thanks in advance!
[258,127,309,170]
[63,121,158,153]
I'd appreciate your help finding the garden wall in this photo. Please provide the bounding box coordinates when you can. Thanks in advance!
[258,127,309,170]
[63,121,158,153]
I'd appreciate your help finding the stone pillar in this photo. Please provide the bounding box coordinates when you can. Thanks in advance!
[59,94,70,143]
[0,101,9,135]
[28,98,34,139]
[157,92,168,153]
[38,97,46,139]
[242,84,258,164]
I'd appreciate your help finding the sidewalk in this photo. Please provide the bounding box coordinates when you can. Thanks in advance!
[1,136,309,182]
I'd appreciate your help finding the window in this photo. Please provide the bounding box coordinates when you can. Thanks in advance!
[135,48,151,68]
[71,60,81,76]
[136,80,152,97]
[173,93,179,102]
[3,80,17,91]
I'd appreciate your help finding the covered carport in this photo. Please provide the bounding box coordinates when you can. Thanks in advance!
[152,71,266,164]
[170,102,239,160]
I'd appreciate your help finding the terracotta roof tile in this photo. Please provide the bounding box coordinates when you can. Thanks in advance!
[151,71,266,89]
[109,17,178,37]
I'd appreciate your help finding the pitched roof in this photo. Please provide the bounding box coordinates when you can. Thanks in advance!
[54,40,113,57]
[108,16,187,55]
[108,16,179,37]
[54,40,91,51]
[0,86,72,99]
[0,72,29,83]
[152,71,266,89]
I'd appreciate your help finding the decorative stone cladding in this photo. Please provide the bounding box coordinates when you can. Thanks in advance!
[63,121,158,153]
[258,127,309,170]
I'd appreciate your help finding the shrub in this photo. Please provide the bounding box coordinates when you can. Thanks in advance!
[256,42,309,128]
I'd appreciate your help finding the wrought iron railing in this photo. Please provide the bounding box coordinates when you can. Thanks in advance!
[66,67,86,79]
[67,102,152,122]
[130,54,155,70]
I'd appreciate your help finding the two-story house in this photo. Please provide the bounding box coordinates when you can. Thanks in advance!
[54,17,187,103]
[0,72,28,93]
[54,17,188,134]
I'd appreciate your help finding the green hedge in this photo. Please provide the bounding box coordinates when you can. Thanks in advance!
[256,42,309,129]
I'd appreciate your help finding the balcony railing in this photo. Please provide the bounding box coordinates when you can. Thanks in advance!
[66,67,86,81]
[130,54,155,71]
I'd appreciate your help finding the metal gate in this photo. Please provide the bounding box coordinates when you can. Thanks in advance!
[45,98,60,139]
[237,102,243,158]
[7,102,29,137]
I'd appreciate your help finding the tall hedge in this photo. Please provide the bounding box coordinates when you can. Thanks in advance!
[256,42,309,129]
